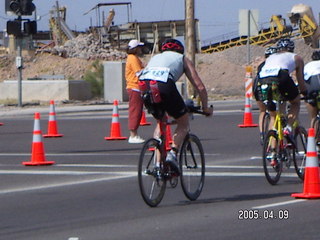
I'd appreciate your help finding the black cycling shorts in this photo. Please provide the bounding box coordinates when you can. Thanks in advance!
[157,79,188,119]
[254,69,299,101]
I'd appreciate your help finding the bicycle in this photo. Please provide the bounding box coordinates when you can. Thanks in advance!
[305,91,320,148]
[138,102,209,207]
[261,81,307,185]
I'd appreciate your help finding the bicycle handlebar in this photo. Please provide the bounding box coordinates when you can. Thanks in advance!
[187,104,213,116]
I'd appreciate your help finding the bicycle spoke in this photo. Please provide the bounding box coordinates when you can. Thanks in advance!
[179,134,205,201]
[263,130,282,185]
[293,126,307,180]
[138,138,166,207]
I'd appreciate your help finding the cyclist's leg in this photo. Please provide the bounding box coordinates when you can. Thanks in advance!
[278,70,300,128]
[257,100,266,133]
[171,112,190,150]
[157,79,188,151]
[287,95,300,127]
[268,110,276,131]
[306,101,318,128]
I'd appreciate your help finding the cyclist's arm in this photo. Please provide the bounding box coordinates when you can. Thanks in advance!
[294,55,307,95]
[183,57,212,115]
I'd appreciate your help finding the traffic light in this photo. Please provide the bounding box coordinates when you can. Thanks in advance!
[24,21,37,35]
[7,0,35,16]
[6,20,22,36]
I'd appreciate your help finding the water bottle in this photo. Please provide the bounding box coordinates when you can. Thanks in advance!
[150,80,162,103]
[261,84,268,101]
[138,81,147,92]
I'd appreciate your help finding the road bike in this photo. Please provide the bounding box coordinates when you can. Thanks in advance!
[306,92,320,150]
[138,103,209,207]
[261,82,307,185]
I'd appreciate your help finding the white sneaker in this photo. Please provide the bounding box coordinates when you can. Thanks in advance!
[128,136,145,144]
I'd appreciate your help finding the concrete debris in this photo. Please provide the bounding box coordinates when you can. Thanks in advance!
[37,33,127,60]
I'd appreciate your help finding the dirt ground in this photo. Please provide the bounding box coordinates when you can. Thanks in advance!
[0,39,315,101]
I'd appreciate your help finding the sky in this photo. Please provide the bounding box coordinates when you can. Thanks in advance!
[1,0,320,44]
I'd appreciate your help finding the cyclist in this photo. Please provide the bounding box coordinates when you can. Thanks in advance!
[258,38,307,138]
[304,50,320,142]
[253,46,278,144]
[139,38,213,174]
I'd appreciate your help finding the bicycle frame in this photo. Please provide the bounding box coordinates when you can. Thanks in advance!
[156,115,169,163]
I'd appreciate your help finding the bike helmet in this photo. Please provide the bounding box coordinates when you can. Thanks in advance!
[312,50,320,61]
[264,46,278,58]
[276,38,295,52]
[161,38,184,54]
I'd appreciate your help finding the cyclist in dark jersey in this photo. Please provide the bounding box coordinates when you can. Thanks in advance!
[139,39,213,173]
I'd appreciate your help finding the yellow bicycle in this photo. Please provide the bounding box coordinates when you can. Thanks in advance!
[261,81,307,185]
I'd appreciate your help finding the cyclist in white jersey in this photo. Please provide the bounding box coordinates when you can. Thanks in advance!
[304,51,320,133]
[258,38,307,136]
[139,39,213,173]
[253,46,278,144]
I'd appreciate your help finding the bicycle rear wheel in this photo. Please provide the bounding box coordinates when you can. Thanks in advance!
[313,116,320,149]
[179,134,205,201]
[262,112,270,142]
[262,130,282,185]
[293,126,307,180]
[138,138,166,207]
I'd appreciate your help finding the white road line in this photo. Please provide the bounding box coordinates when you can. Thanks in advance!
[205,172,297,177]
[206,165,262,169]
[252,199,307,209]
[0,170,139,175]
[0,153,221,157]
[0,170,295,178]
[0,174,136,195]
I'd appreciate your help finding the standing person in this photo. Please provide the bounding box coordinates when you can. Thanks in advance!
[139,38,213,173]
[258,38,307,138]
[304,50,320,140]
[125,39,145,144]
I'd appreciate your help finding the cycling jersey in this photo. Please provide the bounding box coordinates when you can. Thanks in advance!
[304,60,320,81]
[304,60,320,102]
[259,52,296,78]
[140,51,184,82]
[139,51,187,119]
[256,52,299,102]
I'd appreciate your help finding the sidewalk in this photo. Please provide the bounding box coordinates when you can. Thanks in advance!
[0,98,244,118]
[0,102,129,118]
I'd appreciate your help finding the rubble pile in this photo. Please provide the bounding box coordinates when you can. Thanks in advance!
[38,34,127,60]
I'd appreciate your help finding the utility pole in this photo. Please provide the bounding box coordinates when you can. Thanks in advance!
[185,0,195,99]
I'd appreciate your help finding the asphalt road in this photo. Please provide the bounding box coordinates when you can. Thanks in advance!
[0,101,319,240]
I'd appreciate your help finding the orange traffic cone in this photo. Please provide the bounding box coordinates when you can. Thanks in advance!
[292,128,320,199]
[43,100,64,138]
[238,93,258,128]
[22,112,55,166]
[140,110,151,126]
[105,100,128,140]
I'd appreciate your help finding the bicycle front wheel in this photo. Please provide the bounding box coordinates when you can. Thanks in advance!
[263,130,282,185]
[293,126,307,180]
[138,138,166,207]
[179,134,205,201]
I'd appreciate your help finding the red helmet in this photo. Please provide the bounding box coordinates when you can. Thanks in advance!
[161,39,184,54]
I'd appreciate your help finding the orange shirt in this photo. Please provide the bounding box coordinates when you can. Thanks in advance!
[125,54,143,90]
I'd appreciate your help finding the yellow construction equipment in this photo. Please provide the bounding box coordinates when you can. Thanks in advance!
[202,4,320,53]
[49,4,75,46]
